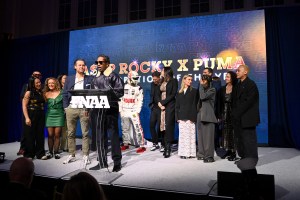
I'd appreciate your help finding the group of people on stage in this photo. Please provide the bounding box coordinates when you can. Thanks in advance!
[18,55,260,195]
[18,70,68,161]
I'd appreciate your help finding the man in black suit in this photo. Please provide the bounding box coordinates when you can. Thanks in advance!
[149,71,164,151]
[232,64,260,199]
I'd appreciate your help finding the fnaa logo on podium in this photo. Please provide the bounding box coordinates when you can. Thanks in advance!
[70,96,110,108]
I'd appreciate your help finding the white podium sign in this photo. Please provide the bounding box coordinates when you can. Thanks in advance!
[70,95,110,108]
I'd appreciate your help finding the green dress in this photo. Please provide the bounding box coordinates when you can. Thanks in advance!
[46,91,65,127]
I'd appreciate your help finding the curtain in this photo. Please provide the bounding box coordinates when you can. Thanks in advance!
[265,6,300,149]
[1,31,69,143]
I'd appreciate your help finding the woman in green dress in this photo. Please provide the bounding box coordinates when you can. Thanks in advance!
[58,74,68,152]
[43,77,65,159]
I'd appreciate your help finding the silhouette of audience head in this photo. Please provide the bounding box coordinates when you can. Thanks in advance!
[63,171,107,200]
[9,157,35,188]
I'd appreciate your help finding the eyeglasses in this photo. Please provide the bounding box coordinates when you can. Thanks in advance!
[132,77,139,80]
[95,61,106,65]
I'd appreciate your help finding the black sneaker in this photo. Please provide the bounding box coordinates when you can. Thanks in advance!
[89,163,108,170]
[17,149,25,156]
[46,152,53,159]
[112,164,122,172]
[54,154,61,159]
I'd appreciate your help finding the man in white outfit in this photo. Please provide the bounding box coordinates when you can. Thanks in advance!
[119,71,146,153]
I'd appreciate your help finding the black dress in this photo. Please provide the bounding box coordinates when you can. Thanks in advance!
[221,92,235,151]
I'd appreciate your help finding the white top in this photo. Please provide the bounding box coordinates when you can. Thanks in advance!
[74,77,84,89]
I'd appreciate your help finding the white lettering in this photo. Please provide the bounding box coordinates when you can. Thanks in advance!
[70,96,110,108]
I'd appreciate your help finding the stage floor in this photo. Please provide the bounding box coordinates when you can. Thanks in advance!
[0,139,299,200]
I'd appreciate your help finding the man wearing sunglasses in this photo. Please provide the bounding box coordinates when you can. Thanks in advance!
[89,54,124,172]
[17,71,43,156]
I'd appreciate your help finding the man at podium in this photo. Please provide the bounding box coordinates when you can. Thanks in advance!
[89,54,124,172]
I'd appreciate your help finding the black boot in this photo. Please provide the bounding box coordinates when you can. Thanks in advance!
[164,143,171,158]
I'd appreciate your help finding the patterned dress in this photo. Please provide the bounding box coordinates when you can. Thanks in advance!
[160,81,167,131]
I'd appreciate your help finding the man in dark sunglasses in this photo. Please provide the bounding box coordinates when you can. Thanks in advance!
[89,54,124,172]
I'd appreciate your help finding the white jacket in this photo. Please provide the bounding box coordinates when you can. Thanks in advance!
[119,83,143,116]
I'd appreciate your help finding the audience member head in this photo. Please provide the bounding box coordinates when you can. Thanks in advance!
[63,172,106,200]
[9,157,35,188]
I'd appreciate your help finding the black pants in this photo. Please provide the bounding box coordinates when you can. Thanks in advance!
[23,110,45,159]
[234,126,258,170]
[150,107,164,146]
[90,108,122,168]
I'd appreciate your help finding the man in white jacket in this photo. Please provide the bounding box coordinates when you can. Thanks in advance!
[119,71,146,153]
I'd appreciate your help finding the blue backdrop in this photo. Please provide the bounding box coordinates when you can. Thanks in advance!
[69,10,268,144]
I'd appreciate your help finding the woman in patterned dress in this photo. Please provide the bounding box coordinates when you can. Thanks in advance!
[175,74,199,159]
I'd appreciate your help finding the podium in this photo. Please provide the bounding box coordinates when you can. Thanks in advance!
[68,89,113,109]
[68,89,111,96]
[68,88,119,174]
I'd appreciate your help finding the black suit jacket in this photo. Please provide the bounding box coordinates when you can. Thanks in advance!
[62,74,94,108]
[149,82,161,110]
[232,77,260,128]
[175,86,199,122]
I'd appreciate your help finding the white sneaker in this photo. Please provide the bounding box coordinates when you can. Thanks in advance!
[150,144,160,151]
[160,146,165,152]
[83,155,91,165]
[63,155,76,164]
[40,155,47,160]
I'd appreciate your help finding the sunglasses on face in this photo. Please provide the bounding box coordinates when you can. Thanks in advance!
[95,61,106,65]
[132,77,139,80]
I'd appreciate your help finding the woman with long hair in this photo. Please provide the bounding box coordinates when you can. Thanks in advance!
[22,77,47,160]
[43,77,65,159]
[218,71,238,161]
[158,66,178,158]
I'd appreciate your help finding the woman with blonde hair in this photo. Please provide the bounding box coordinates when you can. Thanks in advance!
[43,77,65,159]
[175,74,199,159]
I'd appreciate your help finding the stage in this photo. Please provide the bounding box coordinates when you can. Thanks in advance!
[0,139,299,200]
